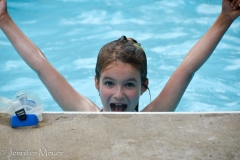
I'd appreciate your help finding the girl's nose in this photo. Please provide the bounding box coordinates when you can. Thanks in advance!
[114,87,124,100]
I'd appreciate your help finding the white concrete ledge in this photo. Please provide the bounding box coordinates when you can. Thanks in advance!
[0,112,239,159]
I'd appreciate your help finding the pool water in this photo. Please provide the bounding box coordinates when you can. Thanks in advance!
[0,0,240,111]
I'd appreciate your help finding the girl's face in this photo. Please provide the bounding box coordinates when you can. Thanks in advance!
[95,62,146,112]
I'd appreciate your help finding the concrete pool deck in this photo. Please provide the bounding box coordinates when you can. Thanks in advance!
[0,112,239,159]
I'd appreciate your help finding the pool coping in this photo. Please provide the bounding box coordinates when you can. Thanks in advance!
[0,112,239,159]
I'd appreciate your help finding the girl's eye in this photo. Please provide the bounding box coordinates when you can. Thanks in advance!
[105,81,114,86]
[125,83,135,87]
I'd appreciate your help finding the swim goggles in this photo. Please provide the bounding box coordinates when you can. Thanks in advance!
[0,91,44,128]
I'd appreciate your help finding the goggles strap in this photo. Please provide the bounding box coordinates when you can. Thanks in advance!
[0,96,12,111]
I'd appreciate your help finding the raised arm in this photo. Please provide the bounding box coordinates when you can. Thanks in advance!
[143,0,240,111]
[0,0,99,111]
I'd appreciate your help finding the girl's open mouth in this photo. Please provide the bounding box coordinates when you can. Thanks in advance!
[110,103,127,112]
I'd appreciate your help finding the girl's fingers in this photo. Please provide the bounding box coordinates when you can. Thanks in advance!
[231,0,238,5]
[231,0,240,10]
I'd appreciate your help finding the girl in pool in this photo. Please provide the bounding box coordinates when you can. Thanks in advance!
[0,0,239,112]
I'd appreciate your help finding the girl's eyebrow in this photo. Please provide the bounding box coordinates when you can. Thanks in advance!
[126,78,137,82]
[102,77,137,82]
[102,77,114,80]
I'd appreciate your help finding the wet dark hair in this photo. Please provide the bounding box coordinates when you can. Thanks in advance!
[95,35,148,112]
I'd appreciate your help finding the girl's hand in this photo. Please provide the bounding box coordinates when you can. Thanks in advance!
[222,0,240,21]
[0,0,7,23]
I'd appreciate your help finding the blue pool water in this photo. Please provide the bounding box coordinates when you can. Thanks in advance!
[0,0,240,111]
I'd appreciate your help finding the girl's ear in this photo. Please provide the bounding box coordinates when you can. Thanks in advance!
[141,78,149,95]
[95,76,100,91]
